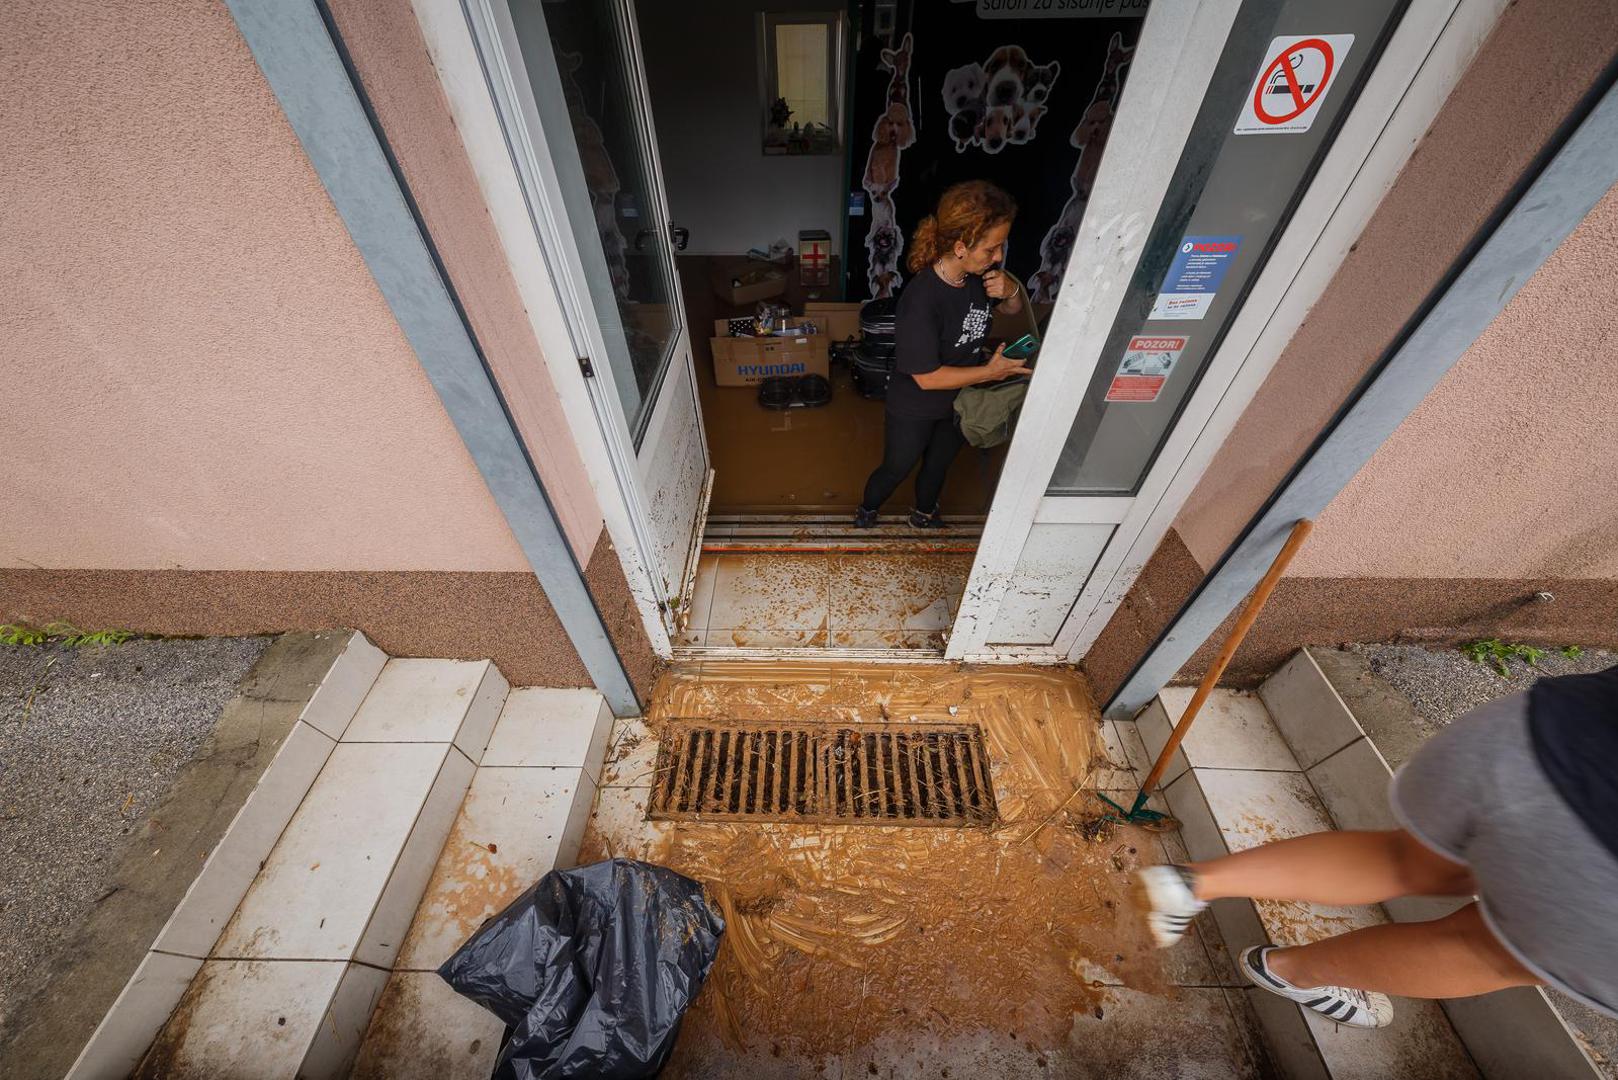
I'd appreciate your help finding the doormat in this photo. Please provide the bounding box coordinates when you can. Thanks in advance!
[649,720,997,827]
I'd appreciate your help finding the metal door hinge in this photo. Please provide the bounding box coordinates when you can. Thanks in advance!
[578,356,595,378]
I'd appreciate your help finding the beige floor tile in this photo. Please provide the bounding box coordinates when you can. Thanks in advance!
[342,660,504,759]
[705,553,830,632]
[351,971,504,1080]
[395,765,594,972]
[600,717,658,788]
[684,553,720,630]
[215,743,448,961]
[826,551,958,630]
[134,959,347,1080]
[1155,687,1300,771]
[483,687,613,781]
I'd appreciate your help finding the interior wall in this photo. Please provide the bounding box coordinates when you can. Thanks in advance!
[636,0,848,256]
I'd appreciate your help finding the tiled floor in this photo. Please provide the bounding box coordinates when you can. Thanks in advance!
[1139,687,1481,1080]
[676,549,975,651]
[577,662,1272,1078]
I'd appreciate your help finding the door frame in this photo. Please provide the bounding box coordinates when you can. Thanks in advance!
[947,0,1506,663]
[415,0,1503,666]
[434,0,712,656]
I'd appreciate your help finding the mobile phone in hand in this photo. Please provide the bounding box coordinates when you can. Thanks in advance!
[1002,333,1040,362]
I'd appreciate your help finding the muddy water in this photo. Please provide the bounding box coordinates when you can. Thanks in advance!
[582,662,1176,1071]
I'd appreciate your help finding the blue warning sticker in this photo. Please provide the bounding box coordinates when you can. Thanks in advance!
[1149,235,1241,320]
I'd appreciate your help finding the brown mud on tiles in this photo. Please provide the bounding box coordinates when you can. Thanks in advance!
[584,662,1200,1076]
[687,550,976,651]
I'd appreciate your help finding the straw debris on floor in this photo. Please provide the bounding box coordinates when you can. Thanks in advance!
[586,662,1267,1077]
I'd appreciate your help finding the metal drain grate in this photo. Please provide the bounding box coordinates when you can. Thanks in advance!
[649,721,997,826]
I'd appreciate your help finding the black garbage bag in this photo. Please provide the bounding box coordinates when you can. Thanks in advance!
[437,858,724,1080]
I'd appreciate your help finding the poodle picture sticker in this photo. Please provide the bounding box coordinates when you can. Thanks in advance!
[1235,35,1354,135]
[941,45,1060,154]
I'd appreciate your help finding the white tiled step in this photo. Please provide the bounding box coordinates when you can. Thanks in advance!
[1262,650,1603,1080]
[351,688,614,1078]
[135,658,508,1080]
[1140,688,1479,1080]
[68,630,387,1080]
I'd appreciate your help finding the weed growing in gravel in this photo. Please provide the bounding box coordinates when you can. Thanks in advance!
[0,624,49,646]
[1460,638,1545,676]
[1561,644,1584,660]
[0,622,136,648]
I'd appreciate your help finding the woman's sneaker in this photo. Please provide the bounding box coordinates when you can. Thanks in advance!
[1240,946,1394,1029]
[909,507,948,529]
[854,506,879,529]
[1137,865,1207,947]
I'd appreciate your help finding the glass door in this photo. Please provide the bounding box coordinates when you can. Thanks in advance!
[494,0,712,629]
[949,0,1411,659]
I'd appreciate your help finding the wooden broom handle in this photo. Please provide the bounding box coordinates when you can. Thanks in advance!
[1137,518,1314,795]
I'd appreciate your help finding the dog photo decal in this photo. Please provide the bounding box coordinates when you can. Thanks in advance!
[863,32,915,298]
[942,45,1059,155]
[1028,31,1133,303]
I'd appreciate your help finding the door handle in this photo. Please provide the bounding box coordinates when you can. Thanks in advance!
[634,227,656,252]
[671,225,690,251]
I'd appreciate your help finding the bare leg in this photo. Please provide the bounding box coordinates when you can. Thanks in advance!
[1189,829,1474,906]
[1265,902,1539,997]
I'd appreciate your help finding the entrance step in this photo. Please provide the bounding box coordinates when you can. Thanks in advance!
[350,687,614,1079]
[62,629,387,1080]
[1260,648,1603,1079]
[132,658,509,1079]
[1135,685,1480,1080]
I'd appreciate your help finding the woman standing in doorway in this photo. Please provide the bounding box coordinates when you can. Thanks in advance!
[855,181,1030,529]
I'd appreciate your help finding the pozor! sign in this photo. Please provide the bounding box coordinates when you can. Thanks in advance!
[1235,35,1355,135]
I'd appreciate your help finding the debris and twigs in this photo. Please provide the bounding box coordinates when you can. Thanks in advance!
[18,654,57,722]
[1016,767,1096,845]
[440,858,723,1080]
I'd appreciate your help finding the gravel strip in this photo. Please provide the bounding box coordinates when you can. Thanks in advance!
[0,636,273,1027]
[1347,642,1618,728]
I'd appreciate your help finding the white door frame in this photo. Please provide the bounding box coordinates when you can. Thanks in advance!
[414,0,1503,666]
[417,0,712,657]
[948,0,1505,663]
[946,0,1244,660]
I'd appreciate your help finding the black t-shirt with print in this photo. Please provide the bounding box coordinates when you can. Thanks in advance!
[885,268,993,419]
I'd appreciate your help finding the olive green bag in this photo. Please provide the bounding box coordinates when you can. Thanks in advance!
[955,375,1030,448]
[954,273,1036,449]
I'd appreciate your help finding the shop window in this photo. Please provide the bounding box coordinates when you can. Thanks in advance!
[761,13,844,155]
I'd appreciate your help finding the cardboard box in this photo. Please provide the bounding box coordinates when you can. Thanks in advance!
[710,319,829,386]
[804,302,863,342]
[711,258,787,305]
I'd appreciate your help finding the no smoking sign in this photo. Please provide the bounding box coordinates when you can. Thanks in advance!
[1235,34,1354,135]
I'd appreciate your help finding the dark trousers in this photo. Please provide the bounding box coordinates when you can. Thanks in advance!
[861,411,966,513]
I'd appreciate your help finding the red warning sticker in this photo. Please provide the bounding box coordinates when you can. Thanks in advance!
[1235,34,1354,135]
[1105,335,1186,403]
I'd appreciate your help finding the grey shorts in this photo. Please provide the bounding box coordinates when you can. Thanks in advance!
[1391,692,1618,1017]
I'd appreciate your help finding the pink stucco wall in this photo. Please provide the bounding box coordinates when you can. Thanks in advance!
[1291,183,1618,579]
[0,0,531,573]
[1173,0,1618,575]
[326,0,606,562]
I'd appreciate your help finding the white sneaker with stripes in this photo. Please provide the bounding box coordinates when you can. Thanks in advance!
[1138,864,1206,948]
[1241,945,1395,1029]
